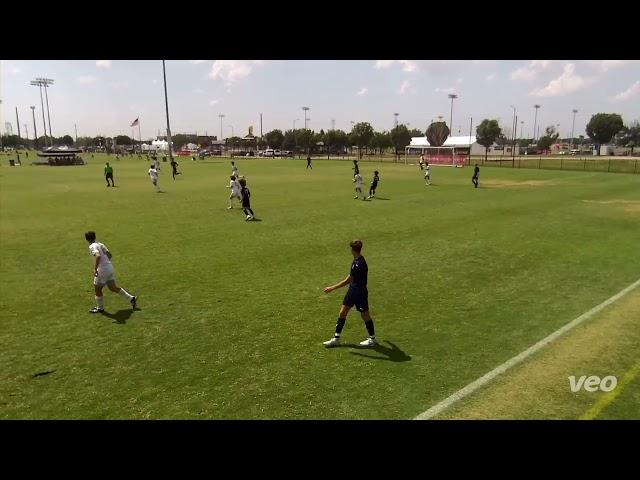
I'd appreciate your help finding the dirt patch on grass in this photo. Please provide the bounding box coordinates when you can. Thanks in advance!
[583,199,640,215]
[485,180,557,188]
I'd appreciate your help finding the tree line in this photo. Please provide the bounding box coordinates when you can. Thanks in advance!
[2,114,637,157]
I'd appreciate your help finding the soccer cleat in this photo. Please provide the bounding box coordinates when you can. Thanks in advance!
[246,215,252,221]
[359,337,378,347]
[131,296,137,309]
[89,307,105,314]
[323,337,341,348]
[354,196,359,199]
[228,206,233,209]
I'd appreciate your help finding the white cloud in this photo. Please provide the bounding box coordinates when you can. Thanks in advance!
[77,75,97,85]
[209,60,264,86]
[375,60,396,69]
[376,60,462,75]
[530,63,593,97]
[510,60,553,81]
[209,99,219,106]
[435,87,456,94]
[589,60,634,72]
[398,80,412,95]
[356,87,368,96]
[189,60,207,64]
[486,72,497,81]
[96,60,112,69]
[611,80,640,101]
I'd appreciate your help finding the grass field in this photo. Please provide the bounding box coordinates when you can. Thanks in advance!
[1,154,639,419]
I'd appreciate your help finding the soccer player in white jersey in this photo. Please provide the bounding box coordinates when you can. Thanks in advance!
[231,161,239,178]
[227,175,242,209]
[353,172,364,199]
[149,164,160,192]
[424,161,431,185]
[85,231,137,314]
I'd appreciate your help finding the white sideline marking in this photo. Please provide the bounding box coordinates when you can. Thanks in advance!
[414,277,640,420]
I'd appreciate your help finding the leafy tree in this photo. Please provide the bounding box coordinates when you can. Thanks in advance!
[296,129,314,153]
[475,119,502,161]
[264,129,284,149]
[409,128,425,138]
[426,121,450,147]
[370,131,392,155]
[537,126,560,151]
[616,120,639,154]
[282,130,297,151]
[390,124,412,160]
[586,113,624,155]
[94,136,106,147]
[114,135,132,146]
[350,122,375,158]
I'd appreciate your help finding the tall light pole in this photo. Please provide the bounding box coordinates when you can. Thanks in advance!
[75,123,78,144]
[218,114,225,142]
[302,106,309,130]
[293,118,299,130]
[15,107,21,138]
[570,109,578,149]
[533,104,540,141]
[38,78,54,140]
[394,112,399,128]
[30,106,37,148]
[162,60,173,160]
[228,125,234,138]
[448,94,458,132]
[31,78,52,147]
[510,105,517,161]
[520,121,524,139]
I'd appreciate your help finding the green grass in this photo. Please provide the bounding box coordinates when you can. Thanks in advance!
[1,154,639,419]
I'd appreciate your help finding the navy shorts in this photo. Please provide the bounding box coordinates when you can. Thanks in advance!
[343,288,369,312]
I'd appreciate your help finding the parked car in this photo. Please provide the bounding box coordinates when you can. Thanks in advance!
[281,150,293,157]
[274,149,282,157]
[263,149,275,157]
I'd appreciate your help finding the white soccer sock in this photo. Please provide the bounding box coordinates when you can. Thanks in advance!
[118,288,133,301]
[95,296,104,309]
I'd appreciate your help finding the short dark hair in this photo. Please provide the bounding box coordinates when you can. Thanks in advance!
[239,178,247,186]
[350,239,363,253]
[85,231,96,242]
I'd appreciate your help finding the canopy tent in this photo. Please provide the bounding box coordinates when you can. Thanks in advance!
[405,135,483,165]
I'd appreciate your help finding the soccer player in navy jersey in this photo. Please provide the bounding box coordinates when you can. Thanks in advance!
[323,239,377,347]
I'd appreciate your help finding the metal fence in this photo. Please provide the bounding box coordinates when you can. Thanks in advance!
[475,156,640,175]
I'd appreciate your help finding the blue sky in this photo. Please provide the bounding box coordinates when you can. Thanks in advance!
[1,60,638,140]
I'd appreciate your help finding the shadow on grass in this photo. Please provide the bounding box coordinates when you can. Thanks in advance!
[101,307,140,324]
[347,340,411,362]
[371,196,390,200]
[247,218,263,222]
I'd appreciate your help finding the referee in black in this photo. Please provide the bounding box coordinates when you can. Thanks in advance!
[323,239,377,347]
[306,155,312,169]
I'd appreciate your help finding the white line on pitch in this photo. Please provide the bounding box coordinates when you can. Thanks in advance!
[414,277,640,420]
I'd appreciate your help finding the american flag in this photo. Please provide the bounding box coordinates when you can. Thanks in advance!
[130,117,139,127]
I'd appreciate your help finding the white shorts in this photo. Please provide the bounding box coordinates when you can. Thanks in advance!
[94,269,116,286]
[230,191,241,199]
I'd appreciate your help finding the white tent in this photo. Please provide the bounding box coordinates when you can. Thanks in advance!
[405,135,484,164]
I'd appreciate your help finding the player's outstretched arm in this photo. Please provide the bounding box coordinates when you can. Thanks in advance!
[324,275,352,293]
[94,254,101,277]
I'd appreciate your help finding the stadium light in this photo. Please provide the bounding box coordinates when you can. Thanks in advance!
[302,107,310,130]
[31,78,52,146]
[394,113,399,128]
[448,94,458,132]
[162,61,173,160]
[30,106,38,148]
[570,109,578,149]
[219,114,225,141]
[533,104,541,141]
[293,118,299,130]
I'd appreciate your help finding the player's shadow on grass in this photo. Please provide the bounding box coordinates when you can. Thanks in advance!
[248,218,263,222]
[101,308,140,324]
[347,340,411,362]
[371,197,390,200]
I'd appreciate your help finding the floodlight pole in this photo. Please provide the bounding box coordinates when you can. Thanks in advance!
[162,60,173,160]
[30,106,37,149]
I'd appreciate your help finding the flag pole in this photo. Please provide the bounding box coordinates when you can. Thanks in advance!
[138,117,142,153]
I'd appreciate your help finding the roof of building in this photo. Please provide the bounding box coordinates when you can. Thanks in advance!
[409,135,478,147]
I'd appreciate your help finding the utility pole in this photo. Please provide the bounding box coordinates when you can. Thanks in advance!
[15,107,21,138]
[162,60,173,160]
